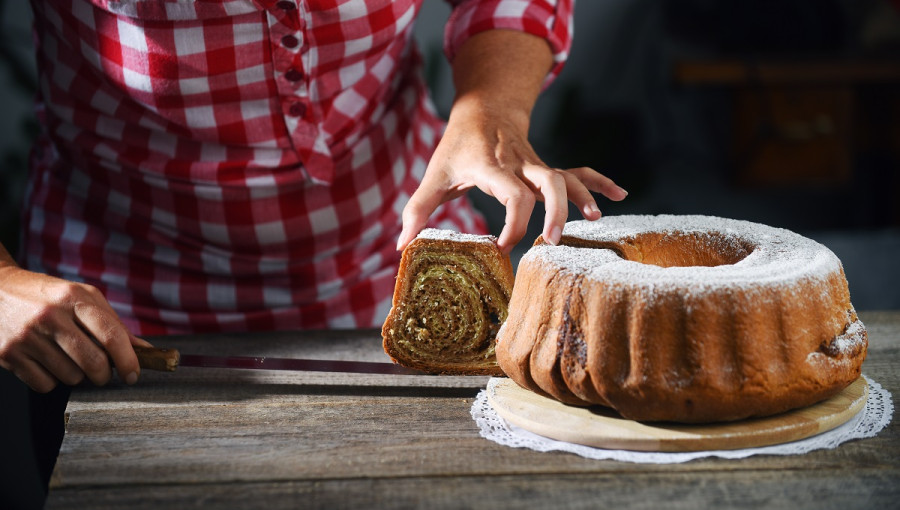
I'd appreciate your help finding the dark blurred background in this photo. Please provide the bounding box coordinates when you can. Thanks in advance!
[1,0,899,507]
[417,0,900,313]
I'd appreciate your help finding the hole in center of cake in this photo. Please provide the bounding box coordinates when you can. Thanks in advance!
[628,231,754,268]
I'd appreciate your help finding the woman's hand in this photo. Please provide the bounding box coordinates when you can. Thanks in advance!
[398,97,627,253]
[0,257,149,393]
[397,29,626,253]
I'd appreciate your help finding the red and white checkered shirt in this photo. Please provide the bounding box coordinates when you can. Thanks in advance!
[21,0,573,334]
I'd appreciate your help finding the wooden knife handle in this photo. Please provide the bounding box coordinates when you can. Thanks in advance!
[134,346,180,372]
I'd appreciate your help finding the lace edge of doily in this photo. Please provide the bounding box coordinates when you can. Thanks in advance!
[470,374,893,464]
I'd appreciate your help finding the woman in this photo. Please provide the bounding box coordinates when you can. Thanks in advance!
[0,0,626,393]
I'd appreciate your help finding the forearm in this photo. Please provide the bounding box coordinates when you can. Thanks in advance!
[449,29,554,130]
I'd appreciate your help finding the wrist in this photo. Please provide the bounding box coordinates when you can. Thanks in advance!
[449,29,552,129]
[447,93,531,134]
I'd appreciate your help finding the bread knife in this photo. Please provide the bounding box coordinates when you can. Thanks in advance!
[134,346,425,375]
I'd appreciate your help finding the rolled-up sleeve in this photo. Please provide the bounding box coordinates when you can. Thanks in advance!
[443,0,575,84]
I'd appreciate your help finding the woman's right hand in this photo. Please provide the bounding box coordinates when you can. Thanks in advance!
[0,263,149,393]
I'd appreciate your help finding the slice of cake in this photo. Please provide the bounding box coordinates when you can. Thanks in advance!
[382,229,513,375]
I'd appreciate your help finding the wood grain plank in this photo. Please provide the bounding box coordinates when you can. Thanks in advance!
[46,470,900,510]
[45,312,900,509]
[50,350,898,488]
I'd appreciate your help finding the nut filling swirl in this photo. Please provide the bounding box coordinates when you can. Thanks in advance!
[383,230,513,375]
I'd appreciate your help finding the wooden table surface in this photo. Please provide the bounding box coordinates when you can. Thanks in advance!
[46,311,900,509]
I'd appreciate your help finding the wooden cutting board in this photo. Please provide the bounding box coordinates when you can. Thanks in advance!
[486,377,868,452]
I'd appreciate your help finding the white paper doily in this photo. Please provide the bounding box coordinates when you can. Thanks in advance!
[471,374,893,463]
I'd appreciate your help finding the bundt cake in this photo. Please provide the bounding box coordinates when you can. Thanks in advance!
[382,229,513,375]
[496,215,868,423]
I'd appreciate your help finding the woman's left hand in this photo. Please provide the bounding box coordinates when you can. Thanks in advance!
[397,30,626,254]
[398,97,627,254]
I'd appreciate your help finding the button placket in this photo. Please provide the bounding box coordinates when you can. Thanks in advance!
[266,0,321,170]
[280,51,307,119]
[267,1,307,122]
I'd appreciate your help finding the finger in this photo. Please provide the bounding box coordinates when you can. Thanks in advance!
[1,341,74,392]
[12,357,59,394]
[54,325,111,386]
[398,174,452,251]
[479,171,535,253]
[524,166,568,246]
[561,171,603,221]
[568,167,628,201]
[34,335,88,387]
[72,298,140,385]
[2,327,87,388]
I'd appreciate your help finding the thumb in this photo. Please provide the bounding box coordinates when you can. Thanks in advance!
[397,176,453,251]
[130,335,154,348]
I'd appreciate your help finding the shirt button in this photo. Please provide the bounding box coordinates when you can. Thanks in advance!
[284,68,304,82]
[288,102,306,117]
[276,1,296,10]
[281,35,300,49]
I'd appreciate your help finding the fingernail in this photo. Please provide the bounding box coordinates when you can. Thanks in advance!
[617,186,628,196]
[585,202,601,219]
[396,231,407,251]
[547,226,562,245]
[126,372,138,385]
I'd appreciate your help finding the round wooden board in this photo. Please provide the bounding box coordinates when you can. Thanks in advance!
[486,377,868,452]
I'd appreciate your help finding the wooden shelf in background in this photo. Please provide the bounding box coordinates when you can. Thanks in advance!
[674,59,900,86]
[674,58,900,192]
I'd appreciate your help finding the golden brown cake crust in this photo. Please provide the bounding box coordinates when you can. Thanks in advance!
[496,215,869,423]
[382,229,513,375]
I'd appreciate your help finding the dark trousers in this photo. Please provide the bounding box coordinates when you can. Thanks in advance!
[0,369,70,510]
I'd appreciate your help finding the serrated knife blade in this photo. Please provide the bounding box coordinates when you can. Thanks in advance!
[134,346,424,375]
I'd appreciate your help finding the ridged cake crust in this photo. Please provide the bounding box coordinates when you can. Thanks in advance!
[496,215,868,423]
[382,229,513,375]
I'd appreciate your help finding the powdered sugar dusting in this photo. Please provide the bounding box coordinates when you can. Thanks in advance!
[417,228,498,246]
[832,316,868,354]
[524,215,844,295]
[807,314,868,367]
